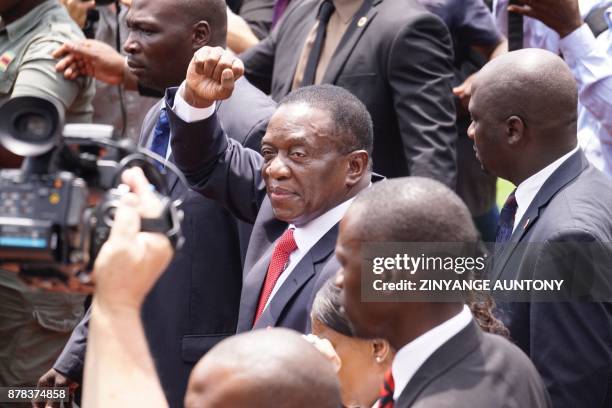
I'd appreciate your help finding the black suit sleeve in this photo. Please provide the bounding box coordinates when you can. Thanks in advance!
[240,18,280,94]
[168,103,267,224]
[529,230,612,407]
[388,13,457,188]
[52,306,91,383]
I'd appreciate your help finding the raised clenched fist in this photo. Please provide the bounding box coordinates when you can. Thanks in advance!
[183,46,245,108]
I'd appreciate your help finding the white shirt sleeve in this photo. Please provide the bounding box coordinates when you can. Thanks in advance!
[171,81,217,123]
[559,24,612,137]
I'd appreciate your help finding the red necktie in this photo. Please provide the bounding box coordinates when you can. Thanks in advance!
[253,228,298,324]
[378,369,395,408]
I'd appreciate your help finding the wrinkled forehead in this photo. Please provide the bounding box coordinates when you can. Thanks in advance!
[127,0,175,22]
[263,103,335,144]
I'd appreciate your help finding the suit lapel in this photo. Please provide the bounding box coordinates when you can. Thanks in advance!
[253,223,339,329]
[321,0,379,84]
[237,244,276,332]
[396,320,482,407]
[138,98,164,147]
[493,150,589,280]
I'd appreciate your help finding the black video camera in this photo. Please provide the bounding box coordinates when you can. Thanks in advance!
[0,96,184,293]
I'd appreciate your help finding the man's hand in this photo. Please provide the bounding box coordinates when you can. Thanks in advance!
[34,368,79,408]
[52,40,138,90]
[92,167,173,313]
[508,0,583,38]
[453,73,477,112]
[59,0,95,28]
[183,46,244,108]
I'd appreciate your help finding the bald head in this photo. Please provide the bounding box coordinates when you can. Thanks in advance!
[474,48,577,131]
[184,329,341,408]
[468,49,579,183]
[175,0,227,47]
[348,177,477,243]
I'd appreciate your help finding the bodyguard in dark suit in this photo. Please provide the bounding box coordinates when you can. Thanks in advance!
[168,47,376,334]
[336,178,551,407]
[469,49,612,407]
[37,1,275,406]
[240,0,458,186]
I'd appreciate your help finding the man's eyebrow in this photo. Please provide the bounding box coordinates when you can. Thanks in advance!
[127,15,159,27]
[262,135,311,146]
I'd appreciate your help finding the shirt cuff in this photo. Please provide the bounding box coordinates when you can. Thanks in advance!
[172,82,216,122]
[559,23,597,66]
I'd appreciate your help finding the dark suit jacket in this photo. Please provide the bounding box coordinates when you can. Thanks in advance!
[53,78,275,407]
[492,150,612,408]
[241,0,457,186]
[395,320,551,407]
[167,97,376,334]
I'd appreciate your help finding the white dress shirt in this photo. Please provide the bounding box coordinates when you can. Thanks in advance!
[266,197,356,307]
[513,146,580,232]
[392,305,473,401]
[560,8,612,177]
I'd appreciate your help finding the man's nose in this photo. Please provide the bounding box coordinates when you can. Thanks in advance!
[123,33,140,55]
[266,155,291,179]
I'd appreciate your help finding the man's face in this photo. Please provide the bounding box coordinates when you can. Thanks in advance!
[261,103,351,226]
[124,0,193,90]
[467,81,506,177]
[335,211,388,339]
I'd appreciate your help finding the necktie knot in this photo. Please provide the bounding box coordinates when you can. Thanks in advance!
[378,368,395,408]
[276,228,298,255]
[318,1,335,23]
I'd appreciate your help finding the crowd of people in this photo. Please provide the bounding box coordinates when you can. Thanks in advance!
[0,0,611,407]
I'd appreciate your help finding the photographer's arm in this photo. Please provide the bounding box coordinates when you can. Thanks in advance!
[82,168,172,408]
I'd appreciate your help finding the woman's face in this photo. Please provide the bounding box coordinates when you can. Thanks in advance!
[312,319,390,408]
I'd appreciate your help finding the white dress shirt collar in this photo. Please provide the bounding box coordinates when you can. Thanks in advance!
[513,146,580,231]
[392,305,472,401]
[266,194,358,307]
[291,197,355,253]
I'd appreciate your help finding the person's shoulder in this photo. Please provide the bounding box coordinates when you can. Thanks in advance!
[375,0,443,26]
[371,0,449,47]
[478,333,550,402]
[22,3,85,61]
[413,332,548,407]
[543,164,612,238]
[279,0,319,24]
[34,2,85,42]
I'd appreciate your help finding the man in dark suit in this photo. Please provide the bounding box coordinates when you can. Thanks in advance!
[469,48,612,407]
[36,0,275,406]
[336,177,551,407]
[240,0,457,186]
[167,46,376,334]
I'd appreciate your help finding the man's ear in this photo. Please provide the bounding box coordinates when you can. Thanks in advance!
[192,20,211,50]
[505,115,525,146]
[345,150,369,187]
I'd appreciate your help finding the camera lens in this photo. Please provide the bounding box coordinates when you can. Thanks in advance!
[15,113,52,142]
